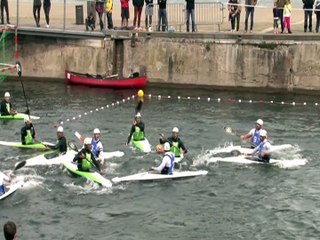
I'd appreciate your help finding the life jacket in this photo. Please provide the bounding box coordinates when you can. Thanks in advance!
[258,141,271,162]
[25,129,34,145]
[251,129,261,147]
[82,152,92,171]
[170,141,181,157]
[91,139,101,157]
[0,184,5,195]
[161,152,175,175]
[133,126,145,141]
[6,103,10,114]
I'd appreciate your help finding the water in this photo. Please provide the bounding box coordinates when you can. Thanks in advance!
[1,79,320,239]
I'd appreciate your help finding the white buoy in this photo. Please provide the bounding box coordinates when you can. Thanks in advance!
[238,99,242,103]
[178,96,181,100]
[207,98,210,102]
[217,98,221,102]
[168,96,171,99]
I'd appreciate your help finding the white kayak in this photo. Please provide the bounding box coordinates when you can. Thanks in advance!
[0,181,23,200]
[208,144,293,155]
[102,151,124,159]
[23,150,77,166]
[112,170,208,183]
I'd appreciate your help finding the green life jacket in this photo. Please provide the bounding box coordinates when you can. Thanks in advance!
[25,129,34,145]
[6,103,10,113]
[170,141,181,157]
[133,126,145,141]
[82,152,92,170]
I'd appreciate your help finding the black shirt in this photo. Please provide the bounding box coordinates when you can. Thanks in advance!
[0,99,12,116]
[53,136,67,153]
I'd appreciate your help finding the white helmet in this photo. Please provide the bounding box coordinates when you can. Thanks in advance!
[93,128,100,134]
[164,142,171,151]
[172,127,179,133]
[4,92,10,97]
[84,137,92,145]
[57,126,64,132]
[256,119,264,126]
[260,129,267,137]
[135,112,141,118]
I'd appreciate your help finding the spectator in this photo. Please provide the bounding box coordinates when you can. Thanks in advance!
[228,0,241,32]
[43,0,50,28]
[121,0,129,28]
[1,0,9,24]
[277,0,285,33]
[96,0,104,31]
[145,0,153,31]
[244,0,257,33]
[106,0,113,29]
[273,1,279,34]
[303,0,315,32]
[186,0,195,32]
[314,0,320,32]
[157,0,167,31]
[284,0,292,33]
[85,14,95,31]
[3,221,16,240]
[133,0,144,30]
[33,0,41,27]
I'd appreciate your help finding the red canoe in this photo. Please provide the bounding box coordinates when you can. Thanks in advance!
[65,71,147,89]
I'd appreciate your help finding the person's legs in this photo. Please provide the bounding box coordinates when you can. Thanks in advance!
[44,4,51,25]
[250,7,254,31]
[316,13,320,32]
[186,9,190,32]
[138,6,143,28]
[157,9,161,31]
[1,0,4,24]
[304,10,308,32]
[4,0,8,23]
[191,9,195,32]
[235,12,240,31]
[107,12,113,29]
[308,10,312,31]
[164,9,168,31]
[244,8,249,32]
[287,17,292,33]
[284,16,288,32]
[278,9,284,33]
[133,6,138,27]
[231,17,235,31]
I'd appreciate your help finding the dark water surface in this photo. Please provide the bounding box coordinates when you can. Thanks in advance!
[1,80,320,239]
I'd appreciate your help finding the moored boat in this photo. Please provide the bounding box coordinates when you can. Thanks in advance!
[65,71,147,89]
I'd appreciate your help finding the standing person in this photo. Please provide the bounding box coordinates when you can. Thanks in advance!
[145,0,153,31]
[121,0,129,28]
[157,0,167,31]
[0,171,11,195]
[314,0,320,32]
[96,0,104,31]
[0,0,9,24]
[51,126,67,153]
[235,0,242,31]
[247,130,271,162]
[33,0,41,27]
[43,0,51,28]
[21,118,36,145]
[106,0,113,29]
[150,143,175,174]
[244,0,257,33]
[73,138,102,174]
[186,0,195,32]
[0,92,17,116]
[133,0,144,30]
[159,127,188,158]
[273,1,279,34]
[303,0,315,32]
[284,0,292,33]
[277,0,285,33]
[228,0,241,32]
[3,221,16,240]
[91,128,104,164]
[240,119,264,148]
[127,112,145,144]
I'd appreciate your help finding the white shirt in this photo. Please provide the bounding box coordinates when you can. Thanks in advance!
[0,171,9,185]
[154,154,174,173]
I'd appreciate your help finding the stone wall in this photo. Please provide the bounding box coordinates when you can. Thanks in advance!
[17,34,320,92]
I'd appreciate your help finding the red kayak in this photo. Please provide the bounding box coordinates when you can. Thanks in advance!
[65,71,147,89]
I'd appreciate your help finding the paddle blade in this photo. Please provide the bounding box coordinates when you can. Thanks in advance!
[68,141,79,152]
[14,161,26,172]
[135,99,143,114]
[231,150,241,156]
[224,126,234,135]
[74,131,84,143]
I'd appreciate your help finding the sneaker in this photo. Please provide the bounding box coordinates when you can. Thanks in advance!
[288,30,292,34]
[46,24,49,28]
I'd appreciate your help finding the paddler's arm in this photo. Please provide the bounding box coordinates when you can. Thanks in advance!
[91,153,103,174]
[127,125,135,144]
[21,126,27,145]
[179,139,188,154]
[240,133,252,141]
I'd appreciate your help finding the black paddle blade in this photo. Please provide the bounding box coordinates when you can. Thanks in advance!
[135,100,143,113]
[14,160,26,172]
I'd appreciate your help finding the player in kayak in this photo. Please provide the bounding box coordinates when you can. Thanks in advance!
[0,92,17,116]
[240,119,264,148]
[73,137,103,174]
[0,171,11,195]
[50,126,67,153]
[21,118,36,145]
[91,128,104,165]
[150,142,175,174]
[127,112,145,144]
[246,129,271,163]
[159,127,188,158]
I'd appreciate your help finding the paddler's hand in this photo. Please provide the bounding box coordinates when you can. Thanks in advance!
[79,153,85,159]
[99,170,105,175]
[240,135,245,141]
[159,134,165,141]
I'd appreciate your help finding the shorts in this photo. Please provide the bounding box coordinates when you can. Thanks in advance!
[145,4,153,16]
[121,7,129,20]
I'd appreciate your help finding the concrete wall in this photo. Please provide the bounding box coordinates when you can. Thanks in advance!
[17,34,320,92]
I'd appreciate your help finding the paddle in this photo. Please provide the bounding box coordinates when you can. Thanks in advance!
[16,61,30,119]
[9,160,27,175]
[224,126,241,138]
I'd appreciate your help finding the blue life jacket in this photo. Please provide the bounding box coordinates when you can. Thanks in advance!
[91,139,100,158]
[0,184,5,195]
[258,141,271,162]
[161,152,175,175]
[251,129,261,147]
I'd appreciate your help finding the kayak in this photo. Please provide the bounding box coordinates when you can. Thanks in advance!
[198,155,308,168]
[132,138,151,153]
[208,144,293,155]
[0,113,40,120]
[112,170,208,183]
[23,150,77,167]
[0,141,55,150]
[0,181,23,200]
[63,159,112,188]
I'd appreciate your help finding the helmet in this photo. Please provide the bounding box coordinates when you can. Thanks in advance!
[260,129,267,137]
[4,92,10,97]
[135,112,141,118]
[256,119,264,126]
[84,137,92,145]
[57,126,64,132]
[93,128,100,134]
[156,144,164,152]
[164,142,171,151]
[172,127,179,133]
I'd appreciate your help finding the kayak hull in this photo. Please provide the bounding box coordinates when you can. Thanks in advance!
[0,113,40,120]
[0,181,23,200]
[24,150,77,166]
[112,170,208,183]
[132,138,151,153]
[209,144,293,155]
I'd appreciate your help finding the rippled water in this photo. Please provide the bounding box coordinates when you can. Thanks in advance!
[1,79,320,239]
